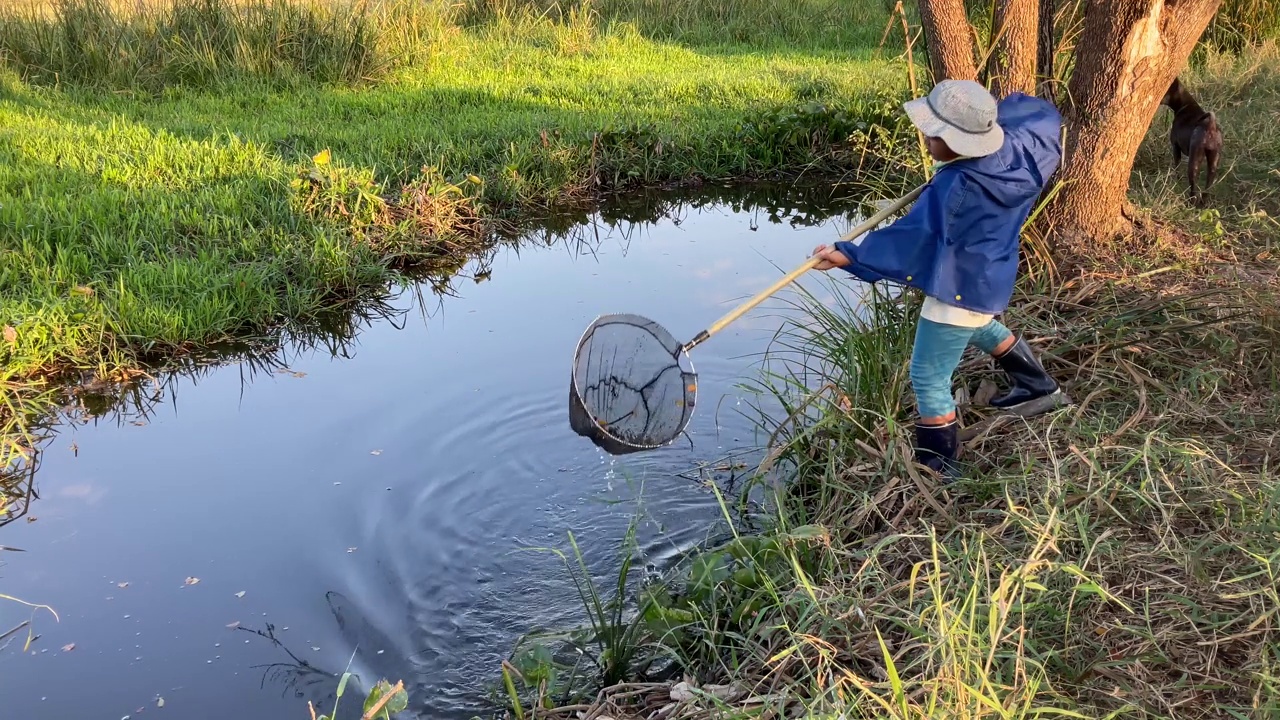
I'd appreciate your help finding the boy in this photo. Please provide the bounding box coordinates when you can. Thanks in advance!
[810,79,1067,477]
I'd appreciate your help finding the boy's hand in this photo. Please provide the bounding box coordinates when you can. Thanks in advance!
[811,245,851,271]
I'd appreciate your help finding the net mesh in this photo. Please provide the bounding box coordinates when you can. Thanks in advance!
[569,313,697,454]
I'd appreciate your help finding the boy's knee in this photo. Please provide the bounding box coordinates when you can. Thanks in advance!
[910,357,955,418]
[970,320,1013,355]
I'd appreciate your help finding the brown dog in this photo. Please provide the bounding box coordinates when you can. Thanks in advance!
[1160,77,1223,205]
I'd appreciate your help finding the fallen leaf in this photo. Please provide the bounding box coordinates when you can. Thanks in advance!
[704,683,747,702]
[234,591,245,598]
[973,379,999,406]
[62,643,76,652]
[3,325,15,344]
[225,621,240,629]
[72,285,95,297]
[183,577,200,586]
[117,582,129,589]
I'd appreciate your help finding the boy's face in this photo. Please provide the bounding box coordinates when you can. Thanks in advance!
[925,136,959,162]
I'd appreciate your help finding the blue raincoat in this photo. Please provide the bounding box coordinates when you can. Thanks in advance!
[833,92,1063,315]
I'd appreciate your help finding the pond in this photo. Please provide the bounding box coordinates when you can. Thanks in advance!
[0,185,876,719]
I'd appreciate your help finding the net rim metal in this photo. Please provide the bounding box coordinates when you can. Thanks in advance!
[569,312,697,451]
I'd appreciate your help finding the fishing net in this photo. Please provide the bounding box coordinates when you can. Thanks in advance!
[568,313,697,455]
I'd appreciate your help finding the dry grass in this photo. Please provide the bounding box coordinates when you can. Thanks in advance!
[499,44,1280,720]
[510,254,1279,720]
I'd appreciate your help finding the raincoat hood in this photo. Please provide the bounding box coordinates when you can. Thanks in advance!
[832,92,1062,316]
[952,93,1062,209]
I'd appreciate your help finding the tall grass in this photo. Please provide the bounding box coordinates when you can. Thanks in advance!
[0,0,904,94]
[1204,0,1280,52]
[0,0,451,90]
[519,262,1279,720]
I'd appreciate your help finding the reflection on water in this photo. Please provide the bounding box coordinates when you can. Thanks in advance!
[0,182,884,720]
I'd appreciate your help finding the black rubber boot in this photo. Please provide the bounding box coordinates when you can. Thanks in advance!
[990,337,1066,416]
[914,420,960,481]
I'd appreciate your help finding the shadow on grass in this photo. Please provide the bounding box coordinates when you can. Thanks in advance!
[0,19,916,193]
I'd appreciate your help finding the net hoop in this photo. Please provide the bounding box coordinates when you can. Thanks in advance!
[568,313,698,454]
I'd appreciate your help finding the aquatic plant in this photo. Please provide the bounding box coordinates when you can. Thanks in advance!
[309,671,407,720]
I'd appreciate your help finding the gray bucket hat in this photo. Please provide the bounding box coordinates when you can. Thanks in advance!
[904,79,1004,158]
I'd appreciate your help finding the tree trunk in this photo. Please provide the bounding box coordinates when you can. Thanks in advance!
[986,0,1039,97]
[918,0,978,82]
[1036,0,1056,99]
[1050,0,1223,241]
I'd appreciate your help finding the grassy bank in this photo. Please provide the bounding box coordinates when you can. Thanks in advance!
[0,0,924,468]
[496,43,1280,720]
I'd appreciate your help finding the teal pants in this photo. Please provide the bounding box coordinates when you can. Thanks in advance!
[910,316,1013,418]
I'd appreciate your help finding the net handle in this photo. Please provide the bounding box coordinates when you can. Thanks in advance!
[683,182,928,351]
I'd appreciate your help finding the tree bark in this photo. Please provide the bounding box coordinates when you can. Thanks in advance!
[1050,0,1223,241]
[1036,0,1056,99]
[918,0,978,82]
[986,0,1039,97]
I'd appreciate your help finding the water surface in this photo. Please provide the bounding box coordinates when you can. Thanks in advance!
[0,187,874,719]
